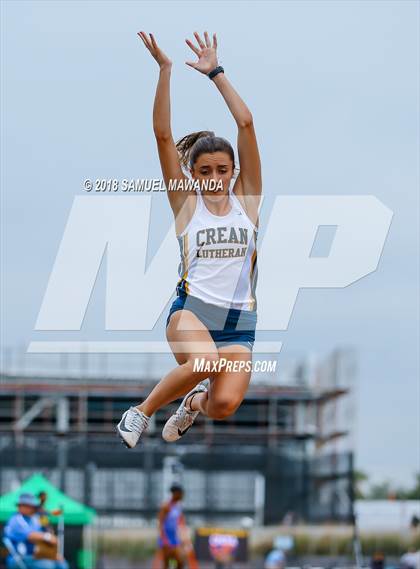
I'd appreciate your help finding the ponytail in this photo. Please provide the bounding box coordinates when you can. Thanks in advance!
[176,131,215,170]
[175,130,236,173]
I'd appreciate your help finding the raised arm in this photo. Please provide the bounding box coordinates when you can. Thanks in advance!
[137,32,194,225]
[185,32,262,221]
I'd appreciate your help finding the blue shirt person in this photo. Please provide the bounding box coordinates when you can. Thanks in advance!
[264,548,286,569]
[157,484,186,569]
[3,493,69,569]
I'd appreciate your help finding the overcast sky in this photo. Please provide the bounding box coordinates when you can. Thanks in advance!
[1,1,419,487]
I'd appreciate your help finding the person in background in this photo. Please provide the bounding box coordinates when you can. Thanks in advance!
[410,515,419,530]
[400,548,420,569]
[264,547,286,569]
[157,484,186,569]
[370,552,385,569]
[3,493,68,569]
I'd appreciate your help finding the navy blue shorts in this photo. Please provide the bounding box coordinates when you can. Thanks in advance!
[166,291,257,351]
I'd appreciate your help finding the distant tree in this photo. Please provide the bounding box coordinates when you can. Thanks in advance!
[396,473,420,500]
[407,473,420,499]
[354,470,369,499]
[366,473,420,500]
[368,481,393,500]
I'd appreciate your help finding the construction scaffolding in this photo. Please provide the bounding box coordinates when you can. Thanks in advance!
[0,348,357,526]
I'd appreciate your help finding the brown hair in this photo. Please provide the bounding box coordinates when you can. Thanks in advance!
[176,130,237,174]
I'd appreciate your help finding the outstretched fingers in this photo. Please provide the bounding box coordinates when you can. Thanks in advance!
[137,31,153,52]
[193,31,206,49]
[185,38,200,56]
[186,31,217,54]
[137,31,160,54]
[149,33,158,50]
[184,31,218,74]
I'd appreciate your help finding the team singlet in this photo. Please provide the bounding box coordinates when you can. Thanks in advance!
[176,185,258,311]
[162,501,182,539]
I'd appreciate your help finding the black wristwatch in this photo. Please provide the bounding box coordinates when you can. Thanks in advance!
[208,66,224,80]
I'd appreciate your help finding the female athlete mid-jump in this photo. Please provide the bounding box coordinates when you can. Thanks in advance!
[117,31,262,448]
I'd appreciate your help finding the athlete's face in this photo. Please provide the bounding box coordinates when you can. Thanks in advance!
[172,490,183,502]
[191,152,234,200]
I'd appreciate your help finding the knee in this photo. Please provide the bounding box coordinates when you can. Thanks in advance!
[207,396,241,420]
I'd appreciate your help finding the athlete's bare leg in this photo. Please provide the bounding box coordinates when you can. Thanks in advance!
[187,344,252,419]
[162,545,184,569]
[136,310,218,417]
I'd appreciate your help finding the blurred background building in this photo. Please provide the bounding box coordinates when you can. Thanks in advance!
[0,347,356,529]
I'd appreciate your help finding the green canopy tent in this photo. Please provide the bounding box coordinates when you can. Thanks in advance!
[0,474,96,568]
[0,473,95,525]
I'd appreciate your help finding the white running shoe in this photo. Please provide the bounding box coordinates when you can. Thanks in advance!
[117,407,150,449]
[162,383,208,442]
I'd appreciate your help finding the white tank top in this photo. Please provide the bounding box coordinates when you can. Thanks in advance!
[176,186,258,311]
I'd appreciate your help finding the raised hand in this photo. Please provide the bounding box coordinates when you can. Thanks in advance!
[185,31,218,75]
[137,31,172,70]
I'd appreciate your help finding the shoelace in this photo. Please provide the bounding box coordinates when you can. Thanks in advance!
[171,386,206,427]
[129,410,148,432]
[174,407,194,429]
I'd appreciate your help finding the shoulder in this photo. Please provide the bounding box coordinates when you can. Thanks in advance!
[5,513,22,529]
[4,513,31,538]
[160,501,171,513]
[174,190,199,237]
[230,181,260,230]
